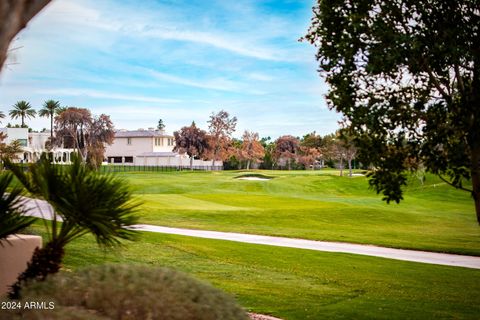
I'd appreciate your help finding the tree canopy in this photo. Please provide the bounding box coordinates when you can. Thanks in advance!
[173,122,209,170]
[304,0,480,222]
[239,131,265,170]
[54,107,114,168]
[9,100,36,127]
[207,110,237,166]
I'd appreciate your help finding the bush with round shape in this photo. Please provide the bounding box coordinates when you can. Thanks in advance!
[18,264,249,320]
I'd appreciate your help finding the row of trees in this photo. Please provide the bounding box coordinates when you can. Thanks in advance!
[173,109,357,174]
[0,100,62,130]
[1,99,114,169]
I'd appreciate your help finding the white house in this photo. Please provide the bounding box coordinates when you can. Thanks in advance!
[104,128,220,168]
[0,127,74,163]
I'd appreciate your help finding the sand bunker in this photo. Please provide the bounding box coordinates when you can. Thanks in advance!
[237,177,270,181]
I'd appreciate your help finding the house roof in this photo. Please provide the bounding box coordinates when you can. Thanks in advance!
[115,130,173,138]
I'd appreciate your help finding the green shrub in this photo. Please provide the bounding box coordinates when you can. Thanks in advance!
[17,264,249,320]
[0,305,108,320]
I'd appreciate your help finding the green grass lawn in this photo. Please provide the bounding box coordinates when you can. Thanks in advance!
[43,228,479,320]
[19,169,480,320]
[116,170,479,255]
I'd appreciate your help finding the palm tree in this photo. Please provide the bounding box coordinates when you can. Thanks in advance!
[0,172,35,240]
[7,154,140,298]
[0,111,5,123]
[9,100,36,127]
[39,100,60,144]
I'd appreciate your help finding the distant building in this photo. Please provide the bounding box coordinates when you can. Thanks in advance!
[104,128,220,168]
[0,127,74,163]
[0,127,221,168]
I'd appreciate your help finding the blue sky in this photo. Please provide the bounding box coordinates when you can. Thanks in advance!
[0,0,340,139]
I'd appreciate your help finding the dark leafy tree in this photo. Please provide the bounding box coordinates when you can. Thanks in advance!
[9,100,36,127]
[173,122,209,170]
[304,0,480,222]
[6,155,139,298]
[207,110,237,167]
[260,137,275,169]
[157,119,165,131]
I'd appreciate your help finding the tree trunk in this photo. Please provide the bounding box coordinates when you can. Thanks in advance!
[472,148,480,224]
[339,157,344,177]
[348,157,352,177]
[190,156,193,170]
[9,242,64,299]
[50,114,53,146]
[246,160,250,170]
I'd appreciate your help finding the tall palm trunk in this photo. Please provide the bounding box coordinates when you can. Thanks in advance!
[9,242,65,299]
[50,113,54,146]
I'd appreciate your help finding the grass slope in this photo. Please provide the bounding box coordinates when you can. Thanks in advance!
[116,170,479,255]
[53,229,480,320]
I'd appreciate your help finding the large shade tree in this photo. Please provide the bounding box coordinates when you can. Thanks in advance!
[173,122,209,170]
[207,110,237,167]
[239,131,265,170]
[304,0,480,223]
[274,135,300,170]
[9,100,36,127]
[54,107,115,168]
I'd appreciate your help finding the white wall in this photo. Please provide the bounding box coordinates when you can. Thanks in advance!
[105,137,154,157]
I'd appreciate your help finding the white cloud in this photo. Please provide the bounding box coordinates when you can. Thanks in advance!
[35,88,181,104]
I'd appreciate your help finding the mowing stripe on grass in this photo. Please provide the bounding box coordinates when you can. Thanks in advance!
[21,197,480,269]
[131,224,480,269]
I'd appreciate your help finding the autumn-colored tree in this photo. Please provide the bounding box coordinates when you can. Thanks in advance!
[274,135,300,170]
[297,146,320,170]
[54,107,114,168]
[0,0,51,71]
[207,110,237,167]
[0,132,23,161]
[173,122,209,170]
[239,131,265,170]
[86,114,115,169]
[300,132,323,169]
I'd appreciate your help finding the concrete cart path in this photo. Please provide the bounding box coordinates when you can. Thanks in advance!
[21,198,480,270]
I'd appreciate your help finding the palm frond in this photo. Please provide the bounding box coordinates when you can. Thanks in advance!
[0,172,35,240]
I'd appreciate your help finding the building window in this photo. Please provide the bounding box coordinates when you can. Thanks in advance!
[18,139,28,147]
[127,138,132,145]
[155,137,163,146]
[168,138,174,146]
